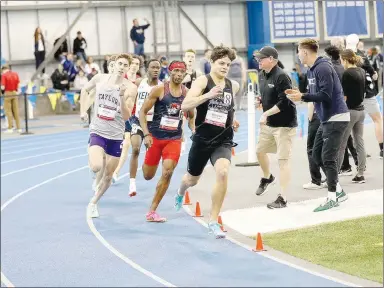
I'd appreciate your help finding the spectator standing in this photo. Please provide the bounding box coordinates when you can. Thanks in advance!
[1,64,21,133]
[73,31,87,62]
[199,49,212,75]
[54,34,69,62]
[34,27,46,74]
[130,18,150,56]
[228,47,246,110]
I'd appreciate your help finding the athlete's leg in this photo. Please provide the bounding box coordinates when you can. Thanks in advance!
[147,139,181,222]
[92,155,120,204]
[174,141,210,211]
[142,136,163,180]
[113,132,131,181]
[128,133,143,196]
[88,134,106,174]
[88,138,123,218]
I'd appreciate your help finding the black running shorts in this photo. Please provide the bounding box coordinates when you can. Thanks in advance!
[187,141,232,177]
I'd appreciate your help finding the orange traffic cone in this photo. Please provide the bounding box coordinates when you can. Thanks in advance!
[252,232,266,252]
[183,191,192,205]
[193,201,203,217]
[218,215,227,232]
[231,147,235,156]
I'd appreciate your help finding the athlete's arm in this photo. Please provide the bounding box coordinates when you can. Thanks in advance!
[80,74,101,116]
[231,80,240,131]
[181,76,221,111]
[187,109,195,132]
[308,102,315,121]
[122,82,137,121]
[139,85,162,137]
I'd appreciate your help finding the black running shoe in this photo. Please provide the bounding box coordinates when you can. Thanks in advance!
[255,174,275,196]
[352,175,365,184]
[267,194,287,209]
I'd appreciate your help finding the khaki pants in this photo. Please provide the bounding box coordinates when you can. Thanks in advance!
[4,91,21,130]
[256,125,296,160]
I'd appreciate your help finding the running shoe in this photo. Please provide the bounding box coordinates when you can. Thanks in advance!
[256,174,275,196]
[208,222,226,239]
[87,203,99,218]
[146,211,167,223]
[313,198,339,212]
[174,194,184,211]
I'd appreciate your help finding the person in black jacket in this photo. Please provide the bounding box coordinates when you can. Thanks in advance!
[346,34,383,158]
[325,45,359,174]
[54,35,68,62]
[73,31,87,62]
[254,46,298,209]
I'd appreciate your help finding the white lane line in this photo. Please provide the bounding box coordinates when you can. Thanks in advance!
[1,147,86,164]
[0,166,88,287]
[1,140,85,156]
[1,272,14,288]
[1,135,86,150]
[182,205,360,287]
[1,154,87,177]
[182,148,360,288]
[87,217,176,287]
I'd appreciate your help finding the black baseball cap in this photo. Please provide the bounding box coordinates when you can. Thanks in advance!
[255,46,279,60]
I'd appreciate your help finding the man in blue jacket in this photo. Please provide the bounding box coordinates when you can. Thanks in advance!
[286,38,349,212]
[130,18,150,56]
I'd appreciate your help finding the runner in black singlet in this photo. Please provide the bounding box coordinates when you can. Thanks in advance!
[175,45,240,238]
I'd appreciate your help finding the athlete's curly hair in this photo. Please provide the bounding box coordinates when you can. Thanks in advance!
[210,44,236,62]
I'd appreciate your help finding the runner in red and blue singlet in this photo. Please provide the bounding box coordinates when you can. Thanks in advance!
[139,60,195,222]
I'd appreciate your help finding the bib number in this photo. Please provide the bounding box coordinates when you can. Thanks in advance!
[160,116,180,131]
[97,104,117,121]
[204,110,228,127]
[146,112,154,121]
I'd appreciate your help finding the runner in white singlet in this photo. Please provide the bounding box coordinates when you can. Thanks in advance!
[81,54,137,218]
[126,59,161,196]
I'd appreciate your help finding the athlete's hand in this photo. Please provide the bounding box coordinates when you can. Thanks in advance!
[285,89,302,102]
[233,119,240,132]
[207,86,223,99]
[80,113,88,123]
[144,135,153,149]
[119,84,128,97]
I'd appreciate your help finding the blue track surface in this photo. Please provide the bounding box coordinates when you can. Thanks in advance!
[2,107,375,287]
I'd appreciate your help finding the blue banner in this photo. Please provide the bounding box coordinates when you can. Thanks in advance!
[269,1,319,43]
[66,92,75,107]
[375,0,383,36]
[324,1,369,38]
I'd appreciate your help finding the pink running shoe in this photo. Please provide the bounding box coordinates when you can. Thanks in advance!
[146,211,167,223]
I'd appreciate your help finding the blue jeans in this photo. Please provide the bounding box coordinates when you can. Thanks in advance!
[134,43,144,56]
[76,51,87,62]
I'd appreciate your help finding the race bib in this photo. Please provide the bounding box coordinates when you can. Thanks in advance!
[160,116,180,131]
[146,112,154,121]
[204,109,228,127]
[97,104,117,121]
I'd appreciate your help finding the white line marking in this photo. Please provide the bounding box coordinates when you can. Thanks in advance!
[0,135,86,150]
[0,166,88,287]
[1,272,14,288]
[182,147,361,288]
[1,140,85,156]
[182,205,360,287]
[1,147,86,164]
[1,154,87,177]
[87,217,176,287]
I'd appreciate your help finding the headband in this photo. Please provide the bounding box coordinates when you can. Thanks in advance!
[169,62,186,71]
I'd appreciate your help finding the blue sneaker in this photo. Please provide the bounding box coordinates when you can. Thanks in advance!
[208,222,226,239]
[174,194,184,211]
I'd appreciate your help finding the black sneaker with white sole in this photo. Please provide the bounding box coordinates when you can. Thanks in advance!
[267,194,287,209]
[256,174,275,196]
[339,168,352,176]
[352,175,365,184]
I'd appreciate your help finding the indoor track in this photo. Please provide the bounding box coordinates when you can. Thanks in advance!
[1,109,373,287]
